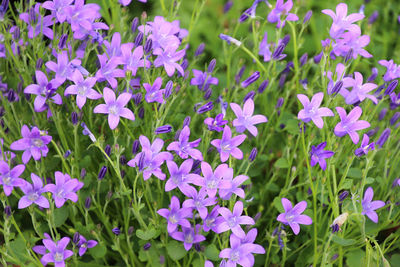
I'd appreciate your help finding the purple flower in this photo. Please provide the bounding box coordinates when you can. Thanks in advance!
[211,126,247,162]
[267,0,298,28]
[219,173,248,201]
[167,126,203,160]
[188,162,231,198]
[354,134,375,157]
[46,51,84,85]
[38,236,73,267]
[157,196,193,233]
[219,34,242,46]
[333,29,372,59]
[215,201,255,238]
[340,72,377,104]
[231,99,268,136]
[204,113,228,132]
[95,54,125,88]
[326,63,346,95]
[64,71,101,109]
[310,142,334,171]
[144,77,165,104]
[93,87,135,130]
[18,173,50,209]
[379,59,400,82]
[165,159,194,193]
[259,32,272,62]
[153,46,185,77]
[170,225,205,251]
[190,69,219,91]
[183,187,217,219]
[77,235,97,256]
[103,32,124,59]
[334,106,370,144]
[45,172,81,208]
[0,160,25,196]
[120,44,150,75]
[10,125,52,164]
[0,139,15,162]
[277,198,312,235]
[361,187,385,223]
[19,4,54,39]
[203,205,220,232]
[42,0,73,23]
[297,92,334,129]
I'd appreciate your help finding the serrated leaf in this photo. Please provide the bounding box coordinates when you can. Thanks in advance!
[166,240,187,261]
[275,158,289,168]
[332,235,356,246]
[205,244,220,261]
[136,228,157,240]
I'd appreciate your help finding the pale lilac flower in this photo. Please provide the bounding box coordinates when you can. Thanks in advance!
[203,205,220,232]
[378,59,400,82]
[215,201,255,238]
[45,172,81,208]
[361,187,385,223]
[77,235,97,256]
[239,229,266,266]
[310,142,334,170]
[170,225,205,251]
[334,106,370,144]
[183,187,217,219]
[204,113,228,132]
[93,87,135,130]
[39,236,73,267]
[326,63,346,95]
[219,173,248,201]
[211,126,246,162]
[46,51,84,85]
[231,99,268,136]
[140,16,183,50]
[144,77,165,104]
[42,0,73,23]
[267,0,298,28]
[157,196,193,233]
[103,32,123,59]
[190,69,219,91]
[153,46,185,77]
[165,159,194,194]
[95,54,125,88]
[120,44,150,75]
[19,4,54,39]
[297,92,334,128]
[333,29,372,59]
[64,71,101,109]
[10,125,52,164]
[354,134,375,157]
[0,161,25,196]
[167,126,203,160]
[277,198,312,235]
[259,32,272,62]
[18,173,50,209]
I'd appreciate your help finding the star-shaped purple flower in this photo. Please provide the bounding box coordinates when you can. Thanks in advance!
[361,187,385,223]
[354,134,375,157]
[120,44,150,75]
[379,59,400,82]
[10,125,52,164]
[95,54,125,89]
[211,125,246,162]
[334,106,370,144]
[190,69,219,91]
[77,235,98,256]
[153,46,185,77]
[204,113,228,132]
[144,77,165,104]
[157,196,193,233]
[297,92,334,129]
[230,98,268,136]
[267,0,298,28]
[0,160,25,196]
[40,236,73,267]
[341,72,377,105]
[167,126,203,161]
[183,187,217,219]
[42,0,73,23]
[45,172,81,208]
[18,173,50,209]
[277,198,312,235]
[93,87,135,130]
[165,159,194,194]
[203,205,220,233]
[46,51,83,85]
[310,142,334,171]
[259,32,272,62]
[170,225,205,251]
[64,70,101,109]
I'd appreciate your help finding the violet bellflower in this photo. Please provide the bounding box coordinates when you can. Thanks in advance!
[211,125,247,162]
[219,172,248,201]
[93,87,135,130]
[46,51,85,85]
[170,225,205,251]
[310,142,334,171]
[297,92,334,129]
[190,69,219,91]
[230,98,268,136]
[10,125,52,164]
[165,159,194,194]
[354,134,375,157]
[267,0,299,28]
[183,187,217,219]
[0,160,25,196]
[378,59,400,82]
[215,201,255,238]
[143,77,165,104]
[331,26,372,60]
[334,106,370,144]
[204,113,228,132]
[77,235,97,256]
[64,70,101,109]
[45,172,82,208]
[103,32,124,59]
[167,126,203,160]
[120,44,150,75]
[203,205,221,232]
[153,46,185,77]
[258,32,272,62]
[95,54,125,89]
[36,236,73,267]
[361,187,385,223]
[340,72,378,104]
[18,173,50,209]
[326,63,346,95]
[19,4,54,39]
[157,195,193,233]
[277,198,312,235]
[42,0,73,23]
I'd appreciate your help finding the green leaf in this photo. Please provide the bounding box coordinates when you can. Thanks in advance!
[90,243,107,258]
[346,249,365,267]
[9,235,29,260]
[365,177,375,184]
[275,158,289,168]
[166,240,187,261]
[332,235,356,246]
[205,244,220,261]
[339,179,353,190]
[54,205,69,227]
[273,197,283,212]
[347,168,362,179]
[136,228,157,240]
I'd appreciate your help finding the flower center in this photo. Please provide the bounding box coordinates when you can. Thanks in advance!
[56,189,65,198]
[285,213,295,223]
[77,86,88,96]
[230,250,240,262]
[28,192,39,201]
[184,233,194,244]
[169,214,178,224]
[206,178,217,189]
[206,218,215,228]
[54,252,63,262]
[228,216,237,228]
[108,105,119,115]
[32,138,43,147]
[2,174,11,185]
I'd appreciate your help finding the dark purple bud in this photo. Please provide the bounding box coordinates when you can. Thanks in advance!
[138,107,144,119]
[160,255,165,265]
[174,129,182,141]
[303,10,312,24]
[384,80,398,95]
[331,80,344,96]
[367,67,378,82]
[73,232,80,244]
[0,0,9,16]
[132,140,140,154]
[0,107,4,117]
[378,108,387,121]
[36,58,43,69]
[279,123,285,129]
[338,191,349,201]
[4,205,11,217]
[133,93,142,106]
[368,11,378,25]
[272,44,286,60]
[239,8,252,23]
[241,71,260,88]
[143,243,151,250]
[105,145,111,156]
[235,65,246,84]
[17,82,23,94]
[390,112,400,125]
[331,254,339,261]
[307,187,312,195]
[183,116,191,128]
[128,226,134,235]
[144,39,152,54]
[276,97,284,109]
[257,79,269,93]
[314,51,323,64]
[194,43,205,57]
[131,17,139,33]
[204,88,212,100]
[120,170,126,178]
[193,167,201,175]
[80,168,86,178]
[164,81,173,98]
[112,227,121,235]
[300,78,308,90]
[194,243,202,252]
[192,160,201,171]
[366,126,379,137]
[331,224,339,233]
[181,59,189,71]
[279,74,287,88]
[138,153,146,171]
[7,90,16,102]
[281,62,294,74]
[281,34,290,45]
[300,53,308,67]
[85,197,91,209]
[197,101,214,114]
[392,178,400,188]
[377,128,391,148]
[63,150,71,158]
[98,166,107,180]
[344,49,353,63]
[243,91,255,102]
[12,27,20,40]
[29,7,36,23]
[58,34,68,49]
[224,0,233,13]
[120,155,127,165]
[249,148,257,162]
[207,59,216,73]
[219,33,242,46]
[155,125,172,134]
[299,122,306,133]
[134,32,144,47]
